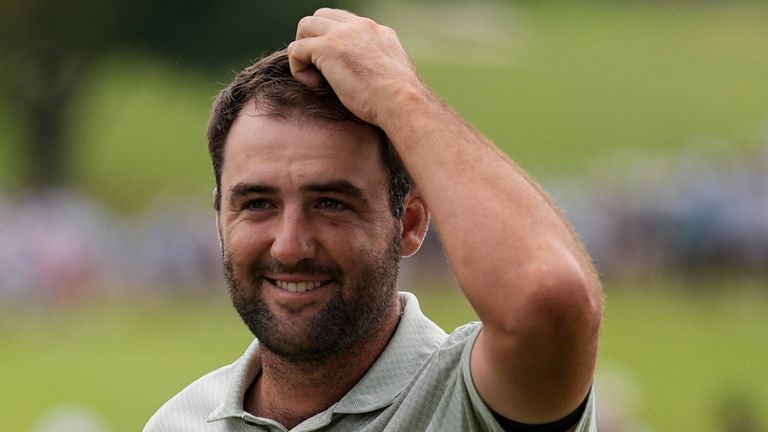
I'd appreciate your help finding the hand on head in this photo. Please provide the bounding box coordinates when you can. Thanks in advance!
[287,8,424,126]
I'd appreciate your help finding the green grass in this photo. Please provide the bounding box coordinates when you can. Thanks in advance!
[1,282,767,432]
[601,278,768,430]
[0,293,250,431]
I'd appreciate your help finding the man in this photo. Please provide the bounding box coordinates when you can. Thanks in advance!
[145,8,602,432]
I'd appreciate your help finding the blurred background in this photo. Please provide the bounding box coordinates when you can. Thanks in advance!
[1,0,766,431]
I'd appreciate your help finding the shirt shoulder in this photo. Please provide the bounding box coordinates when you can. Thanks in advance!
[363,321,497,431]
[405,322,597,432]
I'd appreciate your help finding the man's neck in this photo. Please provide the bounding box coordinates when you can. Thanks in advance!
[245,299,402,429]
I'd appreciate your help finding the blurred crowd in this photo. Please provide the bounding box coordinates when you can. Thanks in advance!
[0,189,221,303]
[1,141,766,302]
[553,140,768,278]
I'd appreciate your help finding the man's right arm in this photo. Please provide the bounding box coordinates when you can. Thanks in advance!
[288,9,603,426]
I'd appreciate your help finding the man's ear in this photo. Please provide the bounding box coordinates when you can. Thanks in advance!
[216,213,223,251]
[214,187,223,250]
[399,190,430,257]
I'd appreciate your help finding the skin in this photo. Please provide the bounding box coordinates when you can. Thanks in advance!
[217,110,429,428]
[286,7,604,427]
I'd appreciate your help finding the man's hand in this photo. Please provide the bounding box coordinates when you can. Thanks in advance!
[288,8,425,126]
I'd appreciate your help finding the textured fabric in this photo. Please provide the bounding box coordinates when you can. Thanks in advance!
[144,292,596,432]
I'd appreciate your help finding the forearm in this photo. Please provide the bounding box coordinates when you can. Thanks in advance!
[380,85,601,329]
[382,84,602,421]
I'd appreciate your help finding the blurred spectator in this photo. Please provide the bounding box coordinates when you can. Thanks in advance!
[0,188,101,303]
[718,391,762,432]
[33,404,109,432]
[553,138,768,278]
[0,188,220,302]
[595,367,651,432]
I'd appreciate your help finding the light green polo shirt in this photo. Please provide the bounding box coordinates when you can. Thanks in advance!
[144,292,596,431]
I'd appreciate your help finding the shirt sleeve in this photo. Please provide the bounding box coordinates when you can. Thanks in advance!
[456,323,598,432]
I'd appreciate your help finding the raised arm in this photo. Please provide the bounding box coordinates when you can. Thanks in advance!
[288,8,603,425]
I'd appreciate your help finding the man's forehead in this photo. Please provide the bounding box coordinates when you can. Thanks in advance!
[236,102,370,134]
[226,105,383,160]
[221,106,389,190]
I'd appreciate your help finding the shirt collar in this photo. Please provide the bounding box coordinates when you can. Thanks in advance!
[207,338,262,422]
[207,291,448,423]
[333,292,447,413]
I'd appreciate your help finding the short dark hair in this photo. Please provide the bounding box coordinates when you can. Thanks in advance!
[207,49,413,219]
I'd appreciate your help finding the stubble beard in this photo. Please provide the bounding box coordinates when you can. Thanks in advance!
[223,232,401,363]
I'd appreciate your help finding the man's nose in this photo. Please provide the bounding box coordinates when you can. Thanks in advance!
[270,209,317,266]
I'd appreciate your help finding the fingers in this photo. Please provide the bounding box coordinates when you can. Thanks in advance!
[297,8,363,40]
[291,8,359,86]
[296,16,336,40]
[287,39,323,88]
[313,8,357,22]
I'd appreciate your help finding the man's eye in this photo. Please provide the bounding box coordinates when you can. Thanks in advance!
[244,199,275,211]
[318,199,349,212]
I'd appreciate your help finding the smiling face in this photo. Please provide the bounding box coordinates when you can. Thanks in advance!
[218,104,404,362]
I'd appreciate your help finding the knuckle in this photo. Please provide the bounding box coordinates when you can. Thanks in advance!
[382,25,398,37]
[298,16,312,27]
[357,17,378,30]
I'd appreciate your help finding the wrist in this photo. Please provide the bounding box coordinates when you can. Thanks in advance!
[373,79,435,133]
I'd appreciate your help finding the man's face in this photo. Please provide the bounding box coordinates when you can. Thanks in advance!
[218,104,402,362]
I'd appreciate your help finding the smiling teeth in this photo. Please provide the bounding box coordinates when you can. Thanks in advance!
[275,280,324,293]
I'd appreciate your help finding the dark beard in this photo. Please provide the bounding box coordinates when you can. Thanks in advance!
[224,232,401,363]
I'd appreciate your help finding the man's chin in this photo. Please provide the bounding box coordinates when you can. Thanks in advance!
[249,303,366,363]
[256,326,348,363]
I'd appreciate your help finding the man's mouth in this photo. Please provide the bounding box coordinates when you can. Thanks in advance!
[267,278,333,293]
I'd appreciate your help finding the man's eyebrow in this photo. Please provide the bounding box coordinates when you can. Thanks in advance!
[229,183,278,200]
[302,181,369,203]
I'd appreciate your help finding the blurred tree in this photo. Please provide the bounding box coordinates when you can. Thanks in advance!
[0,0,334,187]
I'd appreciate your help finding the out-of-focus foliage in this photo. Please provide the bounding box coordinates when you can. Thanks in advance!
[117,1,329,70]
[0,0,334,187]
